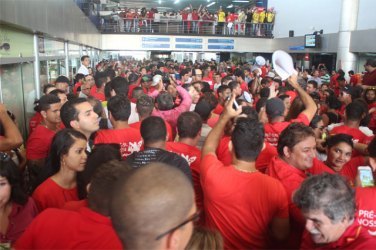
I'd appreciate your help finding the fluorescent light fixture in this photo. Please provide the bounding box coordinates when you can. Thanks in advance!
[207,2,216,7]
[227,4,233,8]
[207,0,210,2]
[232,0,249,2]
[158,0,161,4]
[174,0,179,4]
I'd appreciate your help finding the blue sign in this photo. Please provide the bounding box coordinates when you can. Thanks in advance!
[142,37,170,42]
[175,38,203,43]
[175,44,203,49]
[208,45,234,50]
[208,39,234,44]
[289,45,305,51]
[142,43,170,49]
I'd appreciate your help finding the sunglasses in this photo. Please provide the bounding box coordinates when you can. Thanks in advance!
[155,210,200,240]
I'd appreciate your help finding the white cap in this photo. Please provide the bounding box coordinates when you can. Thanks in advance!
[272,50,297,80]
[152,74,162,86]
[255,56,266,66]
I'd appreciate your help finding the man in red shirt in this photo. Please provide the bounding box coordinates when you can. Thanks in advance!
[91,73,107,102]
[362,58,376,87]
[295,173,376,249]
[166,112,203,214]
[234,68,249,93]
[14,161,129,249]
[264,74,317,146]
[26,94,62,192]
[94,95,142,159]
[267,123,334,248]
[212,85,231,115]
[330,101,373,154]
[201,94,290,249]
[60,98,99,151]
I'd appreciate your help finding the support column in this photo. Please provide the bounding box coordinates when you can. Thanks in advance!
[336,0,359,74]
[33,34,41,99]
[64,41,69,77]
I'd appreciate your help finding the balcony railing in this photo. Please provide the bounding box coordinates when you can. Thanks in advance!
[100,18,274,38]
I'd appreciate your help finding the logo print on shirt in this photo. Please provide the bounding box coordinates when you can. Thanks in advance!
[180,154,197,166]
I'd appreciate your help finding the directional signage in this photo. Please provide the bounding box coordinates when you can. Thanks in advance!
[208,39,234,44]
[208,45,234,50]
[175,44,203,49]
[175,38,203,43]
[141,37,170,42]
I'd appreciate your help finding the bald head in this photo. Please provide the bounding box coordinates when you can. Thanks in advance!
[111,163,195,250]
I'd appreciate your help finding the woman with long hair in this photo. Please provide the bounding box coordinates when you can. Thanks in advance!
[32,129,87,212]
[0,153,38,246]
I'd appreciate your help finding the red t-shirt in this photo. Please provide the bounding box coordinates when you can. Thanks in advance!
[32,178,78,212]
[73,82,82,95]
[267,156,334,248]
[0,198,38,244]
[207,115,219,128]
[202,76,213,89]
[355,187,376,236]
[216,136,278,173]
[201,153,289,249]
[212,103,224,115]
[300,220,376,249]
[166,142,203,213]
[26,125,57,160]
[333,156,366,186]
[130,120,174,141]
[330,125,373,145]
[363,69,376,87]
[264,113,310,147]
[240,81,248,93]
[14,207,122,249]
[91,92,106,102]
[94,127,143,159]
[63,199,88,212]
[28,112,43,134]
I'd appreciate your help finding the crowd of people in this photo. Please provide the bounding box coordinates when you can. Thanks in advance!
[100,5,276,37]
[0,53,376,249]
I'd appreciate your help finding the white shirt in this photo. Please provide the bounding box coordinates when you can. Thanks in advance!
[78,65,89,75]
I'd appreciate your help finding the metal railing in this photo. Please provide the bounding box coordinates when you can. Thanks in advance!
[99,18,274,37]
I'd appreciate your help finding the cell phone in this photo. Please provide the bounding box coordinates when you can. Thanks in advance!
[358,166,375,187]
[226,95,240,110]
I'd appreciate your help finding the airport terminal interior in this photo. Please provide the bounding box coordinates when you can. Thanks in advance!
[0,0,376,249]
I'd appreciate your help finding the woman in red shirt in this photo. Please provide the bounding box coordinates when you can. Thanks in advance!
[0,153,38,246]
[32,129,87,212]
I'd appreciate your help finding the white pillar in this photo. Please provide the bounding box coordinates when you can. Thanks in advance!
[336,0,359,75]
[64,41,69,77]
[33,34,41,99]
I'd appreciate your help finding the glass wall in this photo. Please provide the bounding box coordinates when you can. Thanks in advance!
[40,59,66,86]
[0,62,36,138]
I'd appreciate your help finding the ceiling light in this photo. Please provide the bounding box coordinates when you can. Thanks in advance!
[174,0,179,4]
[207,2,216,7]
[158,0,161,4]
[232,0,249,2]
[226,4,233,8]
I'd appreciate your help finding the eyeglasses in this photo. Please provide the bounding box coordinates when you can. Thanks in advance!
[82,88,91,91]
[155,210,200,241]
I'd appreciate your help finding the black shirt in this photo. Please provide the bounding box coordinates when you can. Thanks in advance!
[125,147,192,181]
